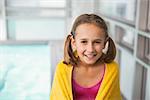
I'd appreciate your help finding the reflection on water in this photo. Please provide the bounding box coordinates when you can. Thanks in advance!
[0,63,15,92]
[0,44,51,100]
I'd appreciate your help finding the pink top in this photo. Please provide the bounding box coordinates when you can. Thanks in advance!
[72,65,105,100]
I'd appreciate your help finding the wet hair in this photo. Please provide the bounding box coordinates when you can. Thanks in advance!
[63,14,116,66]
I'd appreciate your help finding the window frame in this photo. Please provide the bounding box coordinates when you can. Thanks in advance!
[137,35,150,65]
[115,25,135,52]
[137,0,149,32]
[97,0,137,25]
[148,0,150,31]
[132,62,147,100]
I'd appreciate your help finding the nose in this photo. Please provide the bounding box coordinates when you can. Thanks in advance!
[87,43,94,52]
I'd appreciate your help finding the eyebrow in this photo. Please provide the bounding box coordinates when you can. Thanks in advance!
[80,38,103,41]
[94,39,103,41]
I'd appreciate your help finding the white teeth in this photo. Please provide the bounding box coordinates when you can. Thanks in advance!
[85,54,96,58]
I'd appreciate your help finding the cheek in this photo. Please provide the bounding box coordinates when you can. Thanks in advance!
[76,44,85,54]
[96,47,103,52]
[101,42,105,49]
[96,43,105,50]
[76,42,83,48]
[76,46,84,53]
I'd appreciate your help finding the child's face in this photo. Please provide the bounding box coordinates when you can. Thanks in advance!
[72,23,106,65]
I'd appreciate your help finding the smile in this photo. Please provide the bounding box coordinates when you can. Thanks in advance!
[85,54,96,59]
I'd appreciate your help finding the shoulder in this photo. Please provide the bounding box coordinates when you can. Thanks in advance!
[55,60,73,73]
[106,61,119,68]
[105,61,119,73]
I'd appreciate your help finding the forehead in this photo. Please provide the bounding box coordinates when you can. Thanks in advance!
[75,23,105,39]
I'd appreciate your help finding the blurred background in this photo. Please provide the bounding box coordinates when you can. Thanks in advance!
[0,0,149,100]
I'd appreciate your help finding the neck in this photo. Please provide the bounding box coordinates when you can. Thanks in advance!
[77,60,104,69]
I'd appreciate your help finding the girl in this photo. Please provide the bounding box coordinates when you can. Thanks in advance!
[50,14,122,100]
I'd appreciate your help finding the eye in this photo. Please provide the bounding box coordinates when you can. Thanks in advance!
[95,41,101,44]
[81,41,87,44]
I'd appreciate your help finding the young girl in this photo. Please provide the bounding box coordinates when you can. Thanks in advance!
[50,14,122,100]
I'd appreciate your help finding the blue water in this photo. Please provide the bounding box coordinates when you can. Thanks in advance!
[0,44,51,100]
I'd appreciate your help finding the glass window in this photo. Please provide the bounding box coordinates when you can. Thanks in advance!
[148,0,150,32]
[0,0,2,10]
[0,42,51,100]
[6,0,66,17]
[0,19,4,39]
[145,37,150,61]
[38,0,66,8]
[137,35,150,65]
[132,62,147,100]
[105,21,116,39]
[0,8,1,17]
[50,40,64,83]
[0,0,2,28]
[0,5,6,40]
[145,68,150,100]
[115,25,135,52]
[105,21,112,36]
[6,8,66,17]
[7,18,65,40]
[6,0,66,8]
[98,0,136,24]
[119,50,135,100]
[115,49,121,65]
[71,0,94,17]
[137,0,149,32]
[5,0,67,40]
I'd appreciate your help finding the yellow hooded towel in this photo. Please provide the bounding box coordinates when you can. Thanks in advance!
[50,61,122,100]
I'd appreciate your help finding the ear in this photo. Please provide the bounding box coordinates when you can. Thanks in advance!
[103,37,109,48]
[102,41,109,54]
[71,36,76,51]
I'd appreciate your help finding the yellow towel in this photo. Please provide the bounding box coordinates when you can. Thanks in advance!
[50,61,122,100]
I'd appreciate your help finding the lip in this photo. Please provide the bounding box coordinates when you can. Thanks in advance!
[84,54,96,59]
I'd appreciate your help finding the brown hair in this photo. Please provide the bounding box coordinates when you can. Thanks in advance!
[63,14,116,66]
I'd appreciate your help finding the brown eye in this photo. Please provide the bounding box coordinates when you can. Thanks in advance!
[81,41,87,44]
[96,41,100,43]
[95,41,101,44]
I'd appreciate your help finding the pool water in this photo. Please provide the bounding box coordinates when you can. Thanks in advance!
[0,44,51,100]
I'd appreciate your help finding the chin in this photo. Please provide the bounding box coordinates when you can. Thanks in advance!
[83,60,97,65]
